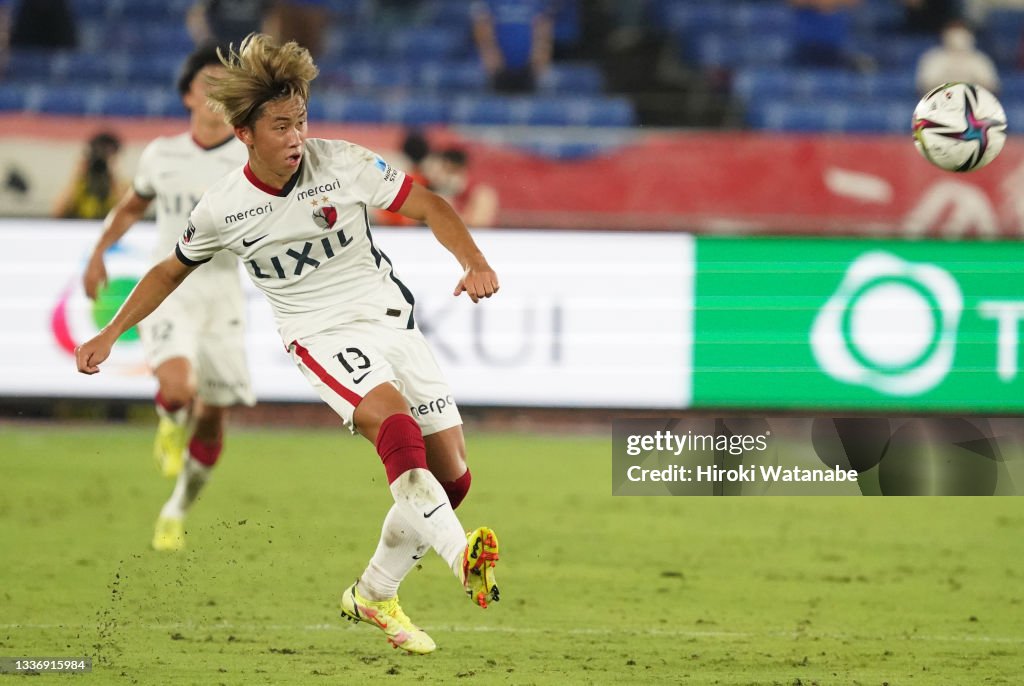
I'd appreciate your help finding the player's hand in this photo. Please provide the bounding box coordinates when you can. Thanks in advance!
[75,332,115,375]
[83,255,108,301]
[454,261,499,303]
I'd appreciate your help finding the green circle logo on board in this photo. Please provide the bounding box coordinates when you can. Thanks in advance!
[811,252,962,396]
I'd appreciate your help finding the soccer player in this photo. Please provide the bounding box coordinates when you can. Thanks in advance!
[75,34,501,655]
[81,43,254,552]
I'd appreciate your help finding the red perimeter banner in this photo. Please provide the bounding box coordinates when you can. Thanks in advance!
[3,115,1020,237]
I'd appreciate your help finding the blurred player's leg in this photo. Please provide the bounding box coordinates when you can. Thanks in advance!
[152,357,196,478]
[152,402,225,551]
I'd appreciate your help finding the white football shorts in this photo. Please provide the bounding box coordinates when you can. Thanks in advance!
[138,273,255,407]
[288,320,462,436]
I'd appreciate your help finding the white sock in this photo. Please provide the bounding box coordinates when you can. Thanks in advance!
[388,468,466,580]
[159,457,211,520]
[358,505,430,601]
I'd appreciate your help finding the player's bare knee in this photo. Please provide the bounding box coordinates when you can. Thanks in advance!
[158,382,196,411]
[354,383,413,444]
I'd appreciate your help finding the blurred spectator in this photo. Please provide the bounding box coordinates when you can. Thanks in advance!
[788,0,867,69]
[398,129,432,187]
[916,19,999,94]
[472,0,554,93]
[376,129,432,227]
[427,147,499,228]
[9,0,76,49]
[53,132,125,220]
[265,0,329,58]
[902,0,962,34]
[187,0,273,45]
[0,0,10,74]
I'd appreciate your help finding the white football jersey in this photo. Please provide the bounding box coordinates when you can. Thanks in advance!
[134,132,247,280]
[177,138,416,344]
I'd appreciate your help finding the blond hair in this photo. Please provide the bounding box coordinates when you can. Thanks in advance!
[207,33,319,128]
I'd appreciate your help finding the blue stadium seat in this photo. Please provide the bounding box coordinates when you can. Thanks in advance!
[999,73,1024,100]
[388,27,467,60]
[451,95,524,125]
[151,95,188,118]
[853,2,903,32]
[49,52,124,83]
[330,95,388,123]
[123,54,183,87]
[691,32,790,68]
[119,0,189,21]
[426,0,472,30]
[733,68,793,101]
[70,0,112,20]
[540,63,604,94]
[6,50,55,82]
[418,61,486,91]
[123,24,193,53]
[521,98,577,126]
[667,2,792,38]
[584,98,636,127]
[515,140,608,160]
[792,70,858,99]
[346,61,415,89]
[841,101,908,133]
[868,35,937,68]
[856,71,916,100]
[748,98,909,133]
[325,29,390,60]
[34,85,96,115]
[387,97,451,125]
[984,32,1021,70]
[0,84,30,111]
[95,89,152,117]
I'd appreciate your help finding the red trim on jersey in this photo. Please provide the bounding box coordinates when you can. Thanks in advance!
[292,341,364,407]
[386,175,413,212]
[243,163,287,196]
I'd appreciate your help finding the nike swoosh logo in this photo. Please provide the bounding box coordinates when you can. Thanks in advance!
[242,234,269,247]
[411,553,424,560]
[423,503,446,518]
[352,371,370,384]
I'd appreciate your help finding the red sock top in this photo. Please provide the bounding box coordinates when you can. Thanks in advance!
[376,414,427,484]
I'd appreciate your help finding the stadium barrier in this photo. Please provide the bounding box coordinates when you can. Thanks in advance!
[3,115,1023,235]
[4,220,1023,412]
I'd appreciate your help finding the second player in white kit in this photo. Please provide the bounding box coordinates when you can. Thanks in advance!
[134,131,253,410]
[83,44,254,553]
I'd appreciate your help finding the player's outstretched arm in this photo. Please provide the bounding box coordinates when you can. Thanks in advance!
[76,254,196,374]
[83,189,153,300]
[396,183,499,303]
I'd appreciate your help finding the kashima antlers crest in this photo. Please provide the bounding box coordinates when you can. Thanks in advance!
[311,196,338,230]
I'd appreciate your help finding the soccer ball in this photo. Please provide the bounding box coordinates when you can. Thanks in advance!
[912,82,1007,172]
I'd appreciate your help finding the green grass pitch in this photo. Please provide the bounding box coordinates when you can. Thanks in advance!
[1,423,1021,684]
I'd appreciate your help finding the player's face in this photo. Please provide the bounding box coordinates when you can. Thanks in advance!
[242,95,308,182]
[184,65,228,125]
